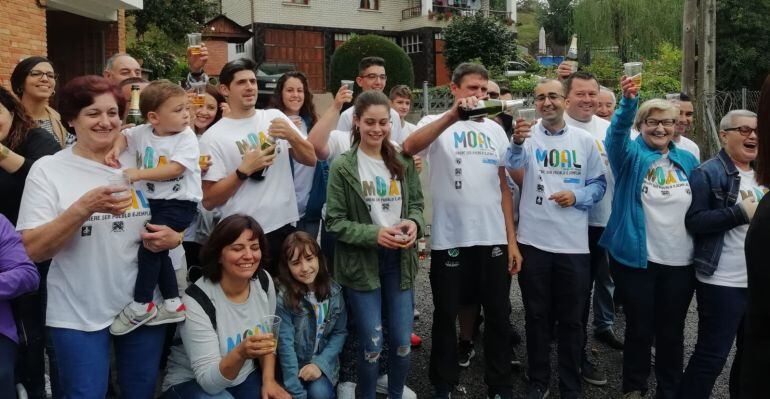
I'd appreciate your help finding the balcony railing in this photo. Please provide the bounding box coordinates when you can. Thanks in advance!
[402,5,422,19]
[401,5,514,25]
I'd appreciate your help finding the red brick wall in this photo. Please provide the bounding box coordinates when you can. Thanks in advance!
[105,9,126,56]
[204,40,229,77]
[0,0,47,89]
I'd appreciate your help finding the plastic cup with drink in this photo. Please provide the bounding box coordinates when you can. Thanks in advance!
[258,315,281,353]
[624,62,643,89]
[190,81,206,108]
[108,172,131,198]
[187,33,203,56]
[340,80,354,103]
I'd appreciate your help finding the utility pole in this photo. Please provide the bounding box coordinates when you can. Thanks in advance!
[681,0,697,97]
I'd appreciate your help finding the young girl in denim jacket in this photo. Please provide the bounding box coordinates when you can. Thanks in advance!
[276,231,347,399]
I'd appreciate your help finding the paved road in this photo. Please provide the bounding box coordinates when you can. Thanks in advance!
[402,267,735,398]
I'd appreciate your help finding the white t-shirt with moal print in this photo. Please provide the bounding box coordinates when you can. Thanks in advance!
[200,110,301,233]
[416,113,510,250]
[16,147,161,331]
[356,148,403,228]
[642,154,694,266]
[123,124,202,202]
[698,169,768,287]
[515,123,606,254]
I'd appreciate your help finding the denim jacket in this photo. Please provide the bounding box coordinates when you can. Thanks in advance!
[685,148,750,276]
[276,281,347,399]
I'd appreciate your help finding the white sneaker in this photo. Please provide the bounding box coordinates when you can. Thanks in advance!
[376,374,417,399]
[337,381,356,399]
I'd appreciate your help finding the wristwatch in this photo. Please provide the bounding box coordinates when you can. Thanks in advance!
[235,168,248,180]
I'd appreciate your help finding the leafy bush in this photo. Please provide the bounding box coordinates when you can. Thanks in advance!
[505,74,540,95]
[442,13,517,78]
[638,42,682,99]
[329,35,414,95]
[583,53,622,88]
[127,41,181,82]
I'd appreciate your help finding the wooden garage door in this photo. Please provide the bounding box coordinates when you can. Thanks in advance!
[264,29,325,92]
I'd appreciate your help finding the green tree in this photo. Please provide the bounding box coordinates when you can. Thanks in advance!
[536,0,574,47]
[442,13,517,77]
[329,35,414,95]
[573,0,682,62]
[129,0,217,42]
[716,0,770,90]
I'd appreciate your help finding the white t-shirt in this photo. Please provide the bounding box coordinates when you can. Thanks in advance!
[290,119,314,218]
[698,169,767,287]
[564,114,614,227]
[16,148,155,331]
[416,113,509,250]
[326,130,353,164]
[356,148,403,228]
[642,155,694,266]
[200,110,301,233]
[675,135,701,162]
[402,121,417,138]
[515,123,606,254]
[124,124,202,202]
[337,106,405,144]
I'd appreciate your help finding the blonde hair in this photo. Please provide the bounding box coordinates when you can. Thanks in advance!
[634,99,678,131]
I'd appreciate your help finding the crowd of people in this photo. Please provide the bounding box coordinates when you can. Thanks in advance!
[1,42,770,399]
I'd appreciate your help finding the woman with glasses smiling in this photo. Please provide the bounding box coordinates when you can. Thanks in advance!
[10,56,70,148]
[680,110,760,398]
[598,76,699,399]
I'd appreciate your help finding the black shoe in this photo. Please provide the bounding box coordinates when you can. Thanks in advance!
[458,340,475,367]
[581,361,608,386]
[510,348,522,370]
[510,327,522,347]
[595,329,624,350]
[525,385,550,399]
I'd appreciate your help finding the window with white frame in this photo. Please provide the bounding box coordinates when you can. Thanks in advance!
[359,0,379,10]
[402,34,422,54]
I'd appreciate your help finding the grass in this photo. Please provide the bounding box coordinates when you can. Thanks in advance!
[516,11,539,52]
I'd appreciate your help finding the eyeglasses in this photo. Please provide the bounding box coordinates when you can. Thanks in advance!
[28,70,57,80]
[644,118,676,127]
[487,92,500,99]
[534,93,564,102]
[724,126,757,136]
[361,73,387,81]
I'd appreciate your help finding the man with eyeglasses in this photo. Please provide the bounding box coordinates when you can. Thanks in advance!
[403,62,522,399]
[562,72,622,389]
[506,78,607,399]
[667,93,701,161]
[335,56,405,144]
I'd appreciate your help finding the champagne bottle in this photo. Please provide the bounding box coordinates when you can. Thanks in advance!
[125,84,144,125]
[458,99,526,120]
[565,35,579,72]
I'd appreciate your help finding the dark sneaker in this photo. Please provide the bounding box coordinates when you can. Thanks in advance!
[510,349,522,370]
[595,329,624,350]
[458,339,475,367]
[525,385,550,399]
[433,384,453,399]
[510,327,522,347]
[581,361,608,386]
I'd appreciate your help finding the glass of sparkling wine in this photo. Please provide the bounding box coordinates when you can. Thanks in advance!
[517,108,538,124]
[624,62,643,88]
[187,33,202,56]
[259,315,281,352]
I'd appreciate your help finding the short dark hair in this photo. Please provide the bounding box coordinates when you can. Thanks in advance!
[118,76,150,90]
[563,71,599,96]
[756,74,770,186]
[58,75,125,133]
[451,63,488,86]
[219,58,257,87]
[11,56,54,97]
[388,84,412,101]
[200,214,268,283]
[138,80,186,118]
[358,56,385,74]
[500,86,512,96]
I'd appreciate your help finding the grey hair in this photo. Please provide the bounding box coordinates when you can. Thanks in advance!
[719,109,757,131]
[599,86,616,104]
[104,53,131,71]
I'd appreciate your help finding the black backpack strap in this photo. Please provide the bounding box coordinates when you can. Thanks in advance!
[185,284,217,331]
[256,268,270,293]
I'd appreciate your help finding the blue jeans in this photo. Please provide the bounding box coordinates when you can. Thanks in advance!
[49,324,166,399]
[344,248,413,399]
[303,375,335,399]
[0,334,16,399]
[162,369,263,399]
[680,281,746,398]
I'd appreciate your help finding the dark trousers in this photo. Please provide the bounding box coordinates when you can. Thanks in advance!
[0,334,16,399]
[263,223,297,276]
[15,260,60,399]
[135,199,197,303]
[610,257,694,398]
[582,226,614,361]
[680,281,746,399]
[429,245,512,395]
[518,244,590,398]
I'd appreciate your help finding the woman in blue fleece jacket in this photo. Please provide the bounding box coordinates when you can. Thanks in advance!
[599,77,699,399]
